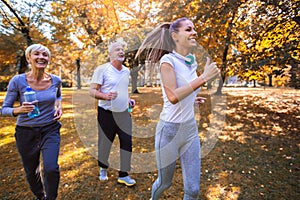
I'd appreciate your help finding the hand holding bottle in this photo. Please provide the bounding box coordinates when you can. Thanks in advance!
[194,96,206,105]
[106,91,118,100]
[128,99,135,112]
[24,86,40,118]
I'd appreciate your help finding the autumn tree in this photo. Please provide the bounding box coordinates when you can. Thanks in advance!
[0,0,55,74]
[48,0,157,89]
[1,0,298,90]
[146,0,299,90]
[151,0,244,93]
[235,0,300,88]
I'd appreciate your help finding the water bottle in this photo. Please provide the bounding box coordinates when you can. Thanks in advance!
[24,86,40,118]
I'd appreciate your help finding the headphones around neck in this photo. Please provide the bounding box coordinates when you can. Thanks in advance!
[172,51,195,65]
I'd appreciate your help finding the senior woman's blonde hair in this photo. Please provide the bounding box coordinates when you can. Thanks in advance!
[25,44,51,60]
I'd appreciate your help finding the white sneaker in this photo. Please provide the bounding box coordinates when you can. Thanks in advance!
[99,168,108,181]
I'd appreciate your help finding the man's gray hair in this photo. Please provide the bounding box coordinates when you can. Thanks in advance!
[108,41,124,53]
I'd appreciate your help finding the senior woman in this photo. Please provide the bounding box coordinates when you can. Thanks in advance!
[1,44,62,200]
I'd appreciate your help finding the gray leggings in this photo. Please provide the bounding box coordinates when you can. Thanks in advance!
[151,119,201,200]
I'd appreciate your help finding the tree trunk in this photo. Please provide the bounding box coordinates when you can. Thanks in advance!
[290,59,300,89]
[216,39,230,95]
[268,74,273,87]
[76,58,81,89]
[145,61,153,87]
[215,11,236,95]
[216,74,225,95]
[18,54,28,74]
[130,65,139,93]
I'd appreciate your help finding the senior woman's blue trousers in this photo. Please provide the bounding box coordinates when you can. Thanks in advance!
[15,121,61,200]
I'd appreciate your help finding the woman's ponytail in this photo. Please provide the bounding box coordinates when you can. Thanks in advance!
[135,22,174,63]
[136,17,190,63]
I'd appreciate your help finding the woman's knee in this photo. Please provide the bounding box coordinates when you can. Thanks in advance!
[43,163,59,175]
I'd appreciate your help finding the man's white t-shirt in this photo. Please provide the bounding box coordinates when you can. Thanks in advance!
[159,53,200,123]
[91,63,130,112]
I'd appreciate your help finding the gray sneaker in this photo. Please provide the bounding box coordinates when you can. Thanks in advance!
[99,168,108,181]
[117,175,136,186]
